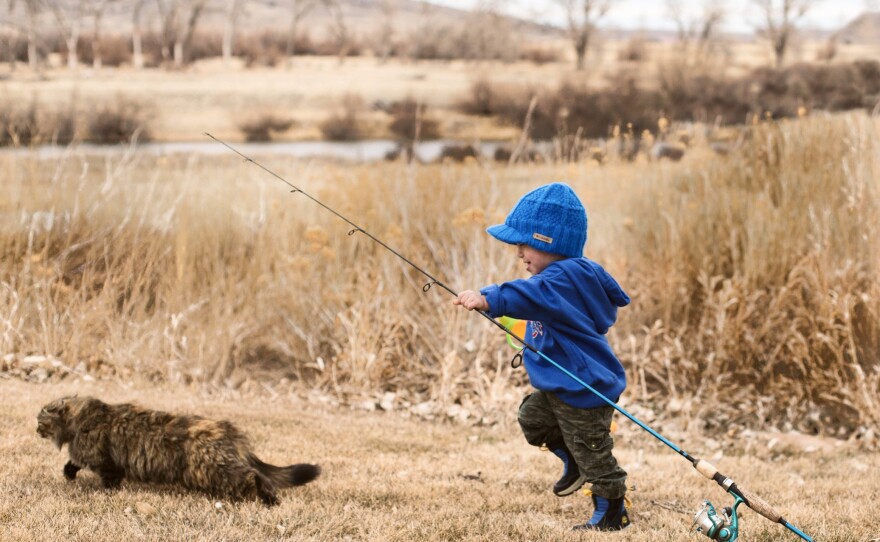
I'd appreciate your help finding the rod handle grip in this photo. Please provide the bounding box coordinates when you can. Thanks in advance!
[694,459,718,479]
[693,460,783,523]
[736,483,783,523]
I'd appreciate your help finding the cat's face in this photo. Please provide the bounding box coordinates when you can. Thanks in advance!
[37,397,74,449]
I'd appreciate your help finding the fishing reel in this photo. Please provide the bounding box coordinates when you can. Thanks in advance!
[692,494,744,541]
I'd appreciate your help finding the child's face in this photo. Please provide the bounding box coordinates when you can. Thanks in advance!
[517,244,565,275]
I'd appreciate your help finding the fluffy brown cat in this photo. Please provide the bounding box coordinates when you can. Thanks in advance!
[37,395,320,505]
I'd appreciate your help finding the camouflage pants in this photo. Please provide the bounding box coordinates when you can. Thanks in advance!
[517,391,628,499]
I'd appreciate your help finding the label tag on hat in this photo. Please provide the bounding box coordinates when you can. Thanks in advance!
[532,233,553,244]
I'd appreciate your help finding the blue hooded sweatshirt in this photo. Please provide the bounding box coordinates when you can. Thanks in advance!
[480,257,630,408]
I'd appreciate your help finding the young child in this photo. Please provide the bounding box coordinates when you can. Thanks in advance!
[453,182,631,531]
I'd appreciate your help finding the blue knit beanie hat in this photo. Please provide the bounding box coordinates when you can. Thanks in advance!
[486,182,587,258]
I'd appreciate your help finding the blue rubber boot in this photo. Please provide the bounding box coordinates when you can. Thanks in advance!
[549,442,586,496]
[573,495,632,531]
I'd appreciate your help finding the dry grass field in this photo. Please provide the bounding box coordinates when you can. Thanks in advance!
[1,35,879,541]
[2,378,876,542]
[0,56,552,142]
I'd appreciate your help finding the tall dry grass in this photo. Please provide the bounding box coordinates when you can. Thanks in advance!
[619,113,880,440]
[1,112,878,442]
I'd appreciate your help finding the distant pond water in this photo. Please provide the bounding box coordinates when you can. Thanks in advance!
[4,139,510,163]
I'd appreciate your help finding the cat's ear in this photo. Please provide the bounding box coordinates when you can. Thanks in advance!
[45,397,72,415]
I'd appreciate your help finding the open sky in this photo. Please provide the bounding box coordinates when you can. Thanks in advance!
[429,0,876,34]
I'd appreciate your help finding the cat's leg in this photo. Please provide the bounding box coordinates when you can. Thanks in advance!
[97,460,125,489]
[63,461,81,480]
[254,472,279,506]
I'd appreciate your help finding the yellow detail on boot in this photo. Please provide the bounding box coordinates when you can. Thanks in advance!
[581,487,635,509]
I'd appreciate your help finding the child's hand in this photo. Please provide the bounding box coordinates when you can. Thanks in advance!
[453,290,489,311]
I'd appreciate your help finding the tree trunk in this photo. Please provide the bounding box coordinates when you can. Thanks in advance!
[222,0,242,66]
[132,0,145,68]
[66,33,80,69]
[25,1,40,72]
[575,33,588,70]
[173,40,183,67]
[774,33,787,68]
[156,0,177,65]
[132,32,143,68]
[185,2,206,66]
[92,12,104,69]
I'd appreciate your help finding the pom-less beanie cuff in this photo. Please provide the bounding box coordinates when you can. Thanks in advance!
[486,182,587,258]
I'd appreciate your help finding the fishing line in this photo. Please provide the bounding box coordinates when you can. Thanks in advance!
[208,133,813,542]
[205,133,531,365]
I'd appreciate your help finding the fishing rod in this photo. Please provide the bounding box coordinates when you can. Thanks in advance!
[207,133,813,542]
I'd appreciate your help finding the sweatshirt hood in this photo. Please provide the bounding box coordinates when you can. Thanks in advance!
[555,258,630,334]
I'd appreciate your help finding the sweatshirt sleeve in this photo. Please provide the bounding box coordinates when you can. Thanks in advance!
[480,273,572,325]
[480,260,627,333]
[479,284,505,318]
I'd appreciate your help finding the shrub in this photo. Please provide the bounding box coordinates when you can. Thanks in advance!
[618,38,648,62]
[407,17,518,61]
[0,100,38,146]
[657,63,752,124]
[311,36,362,58]
[236,31,293,67]
[319,94,364,141]
[76,34,133,67]
[490,75,663,140]
[85,98,151,144]
[0,33,30,63]
[136,31,164,68]
[458,78,497,116]
[437,144,478,162]
[388,98,440,142]
[472,60,880,143]
[519,45,563,65]
[184,32,223,63]
[237,112,294,142]
[0,98,77,146]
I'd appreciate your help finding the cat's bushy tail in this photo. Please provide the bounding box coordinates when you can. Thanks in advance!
[248,455,321,488]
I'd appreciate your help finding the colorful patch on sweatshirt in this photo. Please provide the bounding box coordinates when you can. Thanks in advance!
[531,321,544,339]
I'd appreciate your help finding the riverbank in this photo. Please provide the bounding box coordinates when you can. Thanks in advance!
[0,138,514,163]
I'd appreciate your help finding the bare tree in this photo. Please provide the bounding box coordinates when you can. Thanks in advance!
[462,0,518,61]
[154,0,208,68]
[87,0,114,69]
[1,0,13,69]
[375,0,394,63]
[0,0,15,71]
[556,0,615,70]
[131,0,147,68]
[177,0,208,67]
[19,0,43,71]
[284,0,317,67]
[666,0,724,64]
[222,0,246,66]
[154,0,176,64]
[47,0,84,69]
[325,0,349,63]
[753,0,815,68]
